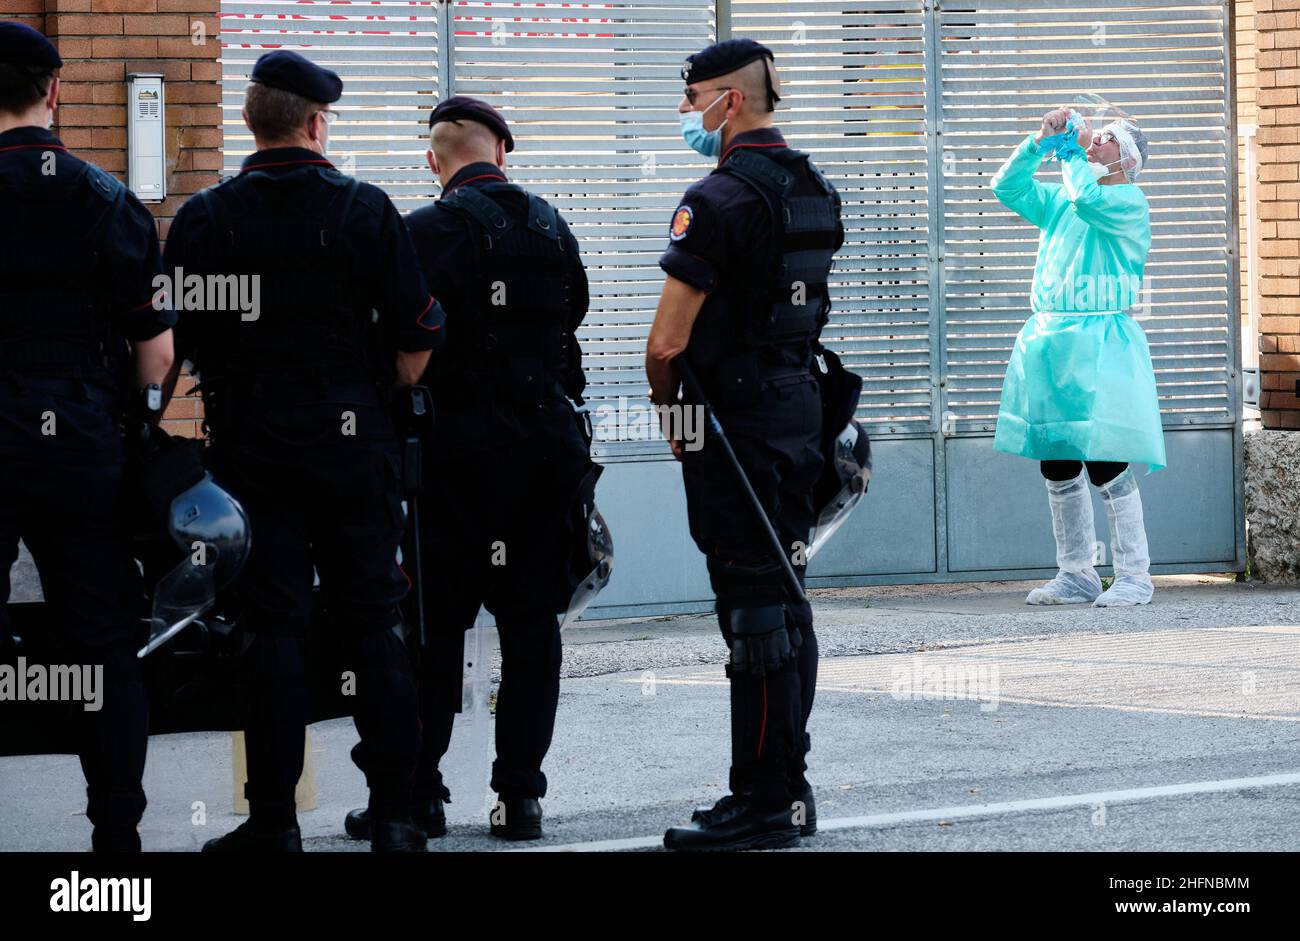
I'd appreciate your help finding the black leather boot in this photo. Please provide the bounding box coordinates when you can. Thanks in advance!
[344,798,447,841]
[91,827,142,853]
[489,797,543,841]
[369,817,428,853]
[663,794,800,852]
[202,818,303,853]
[794,783,816,837]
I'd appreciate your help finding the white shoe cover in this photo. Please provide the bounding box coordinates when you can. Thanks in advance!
[1094,468,1154,607]
[1027,470,1102,605]
[1093,574,1154,607]
[1027,569,1103,605]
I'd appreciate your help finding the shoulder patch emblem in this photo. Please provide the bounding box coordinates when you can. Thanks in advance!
[669,204,694,241]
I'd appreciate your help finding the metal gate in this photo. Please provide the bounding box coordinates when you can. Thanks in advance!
[219,0,1243,617]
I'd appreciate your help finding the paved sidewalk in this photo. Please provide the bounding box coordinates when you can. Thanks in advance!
[3,574,1298,851]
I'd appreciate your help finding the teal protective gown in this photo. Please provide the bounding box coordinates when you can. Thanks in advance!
[990,134,1166,471]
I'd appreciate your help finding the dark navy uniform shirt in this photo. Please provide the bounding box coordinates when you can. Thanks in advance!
[164,147,441,369]
[405,161,589,458]
[659,127,845,375]
[406,161,588,363]
[0,126,171,455]
[0,126,170,342]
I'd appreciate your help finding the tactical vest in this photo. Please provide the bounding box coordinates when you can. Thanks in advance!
[192,168,380,402]
[434,182,582,403]
[688,146,841,378]
[0,157,129,392]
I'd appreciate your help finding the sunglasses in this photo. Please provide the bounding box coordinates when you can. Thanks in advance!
[316,110,338,126]
[684,85,732,106]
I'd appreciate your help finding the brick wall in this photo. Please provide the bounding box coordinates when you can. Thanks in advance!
[24,0,220,436]
[1255,0,1300,429]
[1238,0,1257,357]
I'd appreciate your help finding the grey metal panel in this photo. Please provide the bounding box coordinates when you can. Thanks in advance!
[945,430,1237,573]
[807,438,937,577]
[580,459,715,613]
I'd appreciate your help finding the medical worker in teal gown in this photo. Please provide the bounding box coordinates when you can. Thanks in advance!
[991,108,1163,607]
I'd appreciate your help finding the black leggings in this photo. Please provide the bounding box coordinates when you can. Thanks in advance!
[1040,460,1128,486]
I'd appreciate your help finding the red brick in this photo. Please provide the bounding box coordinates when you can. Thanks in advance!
[159,36,217,58]
[58,104,126,126]
[93,150,127,173]
[91,36,158,58]
[157,0,217,11]
[54,37,93,58]
[191,61,220,82]
[58,59,126,82]
[56,84,95,104]
[90,127,127,148]
[122,14,190,35]
[168,171,218,195]
[160,419,201,439]
[50,14,124,35]
[192,149,223,171]
[91,83,127,105]
[91,0,158,12]
[178,126,221,149]
[57,128,95,149]
[163,397,197,420]
[1260,353,1300,371]
[167,104,221,127]
[165,82,221,104]
[124,59,190,81]
[1262,409,1300,429]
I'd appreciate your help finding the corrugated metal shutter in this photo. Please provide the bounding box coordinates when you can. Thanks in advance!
[220,0,442,211]
[938,0,1236,431]
[447,1,717,457]
[219,0,1236,439]
[730,0,935,436]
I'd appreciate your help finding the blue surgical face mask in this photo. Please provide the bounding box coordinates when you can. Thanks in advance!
[680,92,729,157]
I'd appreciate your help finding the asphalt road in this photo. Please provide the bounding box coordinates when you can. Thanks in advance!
[3,575,1298,852]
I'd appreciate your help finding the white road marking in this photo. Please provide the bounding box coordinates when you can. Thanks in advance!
[519,769,1300,852]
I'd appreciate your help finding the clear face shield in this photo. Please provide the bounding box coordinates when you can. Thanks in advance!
[1039,94,1146,182]
[807,421,872,560]
[560,506,614,630]
[138,475,251,658]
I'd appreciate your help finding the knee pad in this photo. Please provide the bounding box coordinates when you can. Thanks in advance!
[726,605,795,678]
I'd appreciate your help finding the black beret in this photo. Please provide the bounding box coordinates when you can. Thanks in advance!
[250,50,342,104]
[0,21,63,70]
[681,38,773,85]
[427,95,514,153]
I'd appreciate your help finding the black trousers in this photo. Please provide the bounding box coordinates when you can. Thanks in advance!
[681,376,823,807]
[209,399,419,822]
[412,410,589,802]
[1040,460,1128,486]
[0,402,147,836]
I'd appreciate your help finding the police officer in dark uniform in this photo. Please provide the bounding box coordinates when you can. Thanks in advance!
[0,22,175,852]
[647,39,843,851]
[344,96,591,841]
[162,51,445,852]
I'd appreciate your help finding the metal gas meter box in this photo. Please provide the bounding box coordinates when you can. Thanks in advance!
[127,73,166,203]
